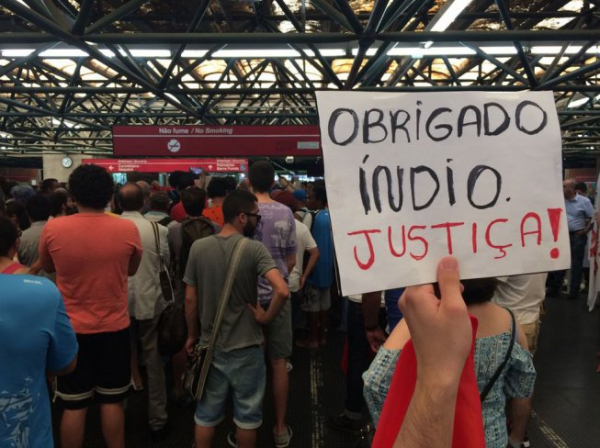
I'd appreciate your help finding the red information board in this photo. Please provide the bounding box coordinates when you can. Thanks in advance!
[112,125,321,157]
[83,158,248,173]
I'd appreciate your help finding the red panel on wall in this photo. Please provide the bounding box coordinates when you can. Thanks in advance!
[112,125,321,157]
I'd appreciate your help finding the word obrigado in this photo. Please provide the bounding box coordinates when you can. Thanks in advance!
[347,208,563,270]
[327,100,548,146]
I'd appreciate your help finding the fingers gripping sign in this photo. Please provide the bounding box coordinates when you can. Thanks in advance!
[399,256,472,386]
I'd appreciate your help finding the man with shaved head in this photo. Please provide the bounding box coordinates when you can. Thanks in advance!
[548,178,594,300]
[119,183,171,439]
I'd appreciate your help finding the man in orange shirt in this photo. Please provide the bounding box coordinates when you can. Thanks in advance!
[40,164,143,448]
[202,176,229,227]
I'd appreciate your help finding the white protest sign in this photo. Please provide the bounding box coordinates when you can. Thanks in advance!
[316,91,570,296]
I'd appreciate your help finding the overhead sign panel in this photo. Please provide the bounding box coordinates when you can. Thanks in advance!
[112,125,321,157]
[83,158,248,173]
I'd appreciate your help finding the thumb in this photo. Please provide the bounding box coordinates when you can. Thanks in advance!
[436,256,463,308]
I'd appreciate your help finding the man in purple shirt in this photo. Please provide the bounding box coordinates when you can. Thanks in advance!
[248,161,296,448]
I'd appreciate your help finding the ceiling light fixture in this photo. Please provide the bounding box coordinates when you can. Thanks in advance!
[39,49,89,58]
[387,45,517,57]
[2,49,34,57]
[303,49,347,57]
[213,49,301,58]
[429,0,475,32]
[181,50,209,58]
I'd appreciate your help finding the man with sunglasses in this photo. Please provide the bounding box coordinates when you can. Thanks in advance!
[184,190,288,448]
[247,161,297,448]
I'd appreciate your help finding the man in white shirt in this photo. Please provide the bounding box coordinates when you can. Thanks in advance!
[493,273,547,355]
[119,183,171,440]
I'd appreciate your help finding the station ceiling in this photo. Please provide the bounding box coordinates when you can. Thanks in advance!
[0,0,599,158]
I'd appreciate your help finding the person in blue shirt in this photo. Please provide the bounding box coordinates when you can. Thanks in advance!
[297,182,334,348]
[548,179,594,300]
[0,272,78,447]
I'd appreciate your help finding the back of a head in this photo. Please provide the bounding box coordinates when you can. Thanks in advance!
[26,194,51,222]
[177,173,196,192]
[41,178,59,194]
[10,185,36,204]
[575,182,588,194]
[461,278,497,305]
[248,161,275,193]
[313,181,328,207]
[169,171,185,189]
[69,164,114,210]
[273,190,295,210]
[223,190,258,224]
[50,189,68,217]
[207,177,230,199]
[0,216,19,257]
[118,183,145,212]
[136,180,151,198]
[181,187,207,217]
[149,192,170,212]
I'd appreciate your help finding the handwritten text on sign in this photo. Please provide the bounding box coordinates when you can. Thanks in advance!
[316,91,569,296]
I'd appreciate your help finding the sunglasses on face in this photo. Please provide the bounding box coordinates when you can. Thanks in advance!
[244,212,261,223]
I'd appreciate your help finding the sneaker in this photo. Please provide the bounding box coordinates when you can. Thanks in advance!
[227,431,237,448]
[286,361,293,373]
[327,413,364,433]
[522,437,531,448]
[273,425,292,448]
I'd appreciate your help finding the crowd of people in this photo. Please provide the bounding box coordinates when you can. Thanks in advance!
[0,163,595,448]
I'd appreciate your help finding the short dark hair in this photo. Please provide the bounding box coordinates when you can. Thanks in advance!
[461,278,497,305]
[177,173,196,191]
[313,181,328,206]
[181,187,207,217]
[25,194,51,222]
[248,161,275,193]
[69,164,114,210]
[223,190,258,224]
[118,183,145,212]
[6,201,29,231]
[49,190,68,216]
[149,192,170,212]
[41,178,58,194]
[168,171,185,188]
[0,216,19,257]
[207,177,230,199]
[575,182,588,193]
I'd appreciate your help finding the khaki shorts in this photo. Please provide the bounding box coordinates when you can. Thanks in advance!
[264,299,292,360]
[521,320,541,356]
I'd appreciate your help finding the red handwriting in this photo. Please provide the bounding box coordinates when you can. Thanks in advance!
[347,208,564,270]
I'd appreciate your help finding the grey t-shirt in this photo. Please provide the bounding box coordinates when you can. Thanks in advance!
[183,233,276,352]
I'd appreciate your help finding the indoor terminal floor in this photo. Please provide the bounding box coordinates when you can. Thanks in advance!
[52,293,600,448]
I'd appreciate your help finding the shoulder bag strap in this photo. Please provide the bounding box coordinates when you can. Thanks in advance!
[480,308,516,402]
[151,222,165,273]
[206,237,248,348]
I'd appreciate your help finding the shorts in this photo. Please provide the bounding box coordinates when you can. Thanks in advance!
[301,285,331,313]
[194,345,266,429]
[264,299,292,359]
[56,327,131,409]
[521,320,541,356]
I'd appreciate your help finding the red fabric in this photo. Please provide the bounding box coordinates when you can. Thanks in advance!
[373,317,485,448]
[170,201,187,222]
[1,262,25,274]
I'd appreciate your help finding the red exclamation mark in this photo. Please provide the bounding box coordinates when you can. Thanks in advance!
[547,208,562,259]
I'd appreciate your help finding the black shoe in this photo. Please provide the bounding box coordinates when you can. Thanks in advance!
[150,423,171,441]
[227,431,237,448]
[327,413,364,433]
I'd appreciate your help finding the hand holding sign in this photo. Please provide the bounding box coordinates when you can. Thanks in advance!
[316,91,569,296]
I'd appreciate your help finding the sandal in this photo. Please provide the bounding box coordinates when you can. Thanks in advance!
[274,425,293,448]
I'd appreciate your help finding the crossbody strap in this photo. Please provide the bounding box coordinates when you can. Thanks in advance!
[480,308,516,402]
[150,222,165,272]
[206,237,248,348]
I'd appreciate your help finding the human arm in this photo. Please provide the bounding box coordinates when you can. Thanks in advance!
[285,253,296,278]
[248,267,289,325]
[38,227,56,273]
[28,259,43,275]
[362,291,387,352]
[299,247,319,290]
[507,397,532,446]
[128,225,143,276]
[394,257,472,448]
[185,284,199,356]
[47,294,78,377]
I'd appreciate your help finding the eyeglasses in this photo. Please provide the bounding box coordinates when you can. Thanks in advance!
[244,212,261,222]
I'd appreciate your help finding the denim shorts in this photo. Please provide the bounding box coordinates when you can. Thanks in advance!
[194,345,266,429]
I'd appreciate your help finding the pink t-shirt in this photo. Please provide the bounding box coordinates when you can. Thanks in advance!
[39,213,143,334]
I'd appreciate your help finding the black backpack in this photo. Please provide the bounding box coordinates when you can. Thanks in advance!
[179,217,216,278]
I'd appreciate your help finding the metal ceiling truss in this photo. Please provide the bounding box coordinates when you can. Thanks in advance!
[0,0,597,156]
